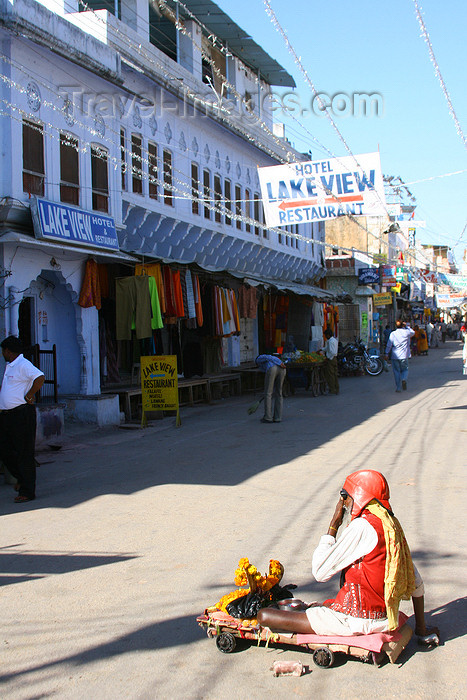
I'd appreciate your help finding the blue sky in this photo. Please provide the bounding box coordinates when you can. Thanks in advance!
[217,0,467,265]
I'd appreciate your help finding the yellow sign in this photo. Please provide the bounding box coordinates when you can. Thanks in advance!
[373,253,387,264]
[424,308,431,317]
[141,355,180,426]
[391,283,402,294]
[373,292,393,306]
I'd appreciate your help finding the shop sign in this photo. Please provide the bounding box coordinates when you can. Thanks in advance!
[361,312,368,328]
[411,305,424,314]
[141,355,180,426]
[424,308,431,317]
[31,198,119,251]
[373,292,392,306]
[391,283,402,294]
[381,265,397,285]
[372,252,387,264]
[396,267,405,281]
[436,293,467,309]
[358,267,379,285]
[258,152,386,227]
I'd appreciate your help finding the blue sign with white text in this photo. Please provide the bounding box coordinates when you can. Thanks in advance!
[358,267,380,285]
[32,198,119,251]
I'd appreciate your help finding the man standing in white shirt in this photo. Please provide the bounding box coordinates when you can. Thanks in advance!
[0,336,44,503]
[384,320,415,392]
[322,328,339,394]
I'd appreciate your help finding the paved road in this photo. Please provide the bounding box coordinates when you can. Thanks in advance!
[1,341,466,699]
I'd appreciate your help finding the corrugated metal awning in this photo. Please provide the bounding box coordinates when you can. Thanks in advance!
[236,273,337,300]
[0,231,139,263]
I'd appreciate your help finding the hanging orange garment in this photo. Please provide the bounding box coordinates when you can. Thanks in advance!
[221,288,231,323]
[231,290,241,331]
[135,263,166,314]
[78,259,101,310]
[172,270,185,317]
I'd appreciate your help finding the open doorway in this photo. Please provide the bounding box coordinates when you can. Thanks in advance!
[18,296,36,348]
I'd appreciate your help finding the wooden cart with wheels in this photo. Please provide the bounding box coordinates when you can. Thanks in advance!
[197,608,415,668]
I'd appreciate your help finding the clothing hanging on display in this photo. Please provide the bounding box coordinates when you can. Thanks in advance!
[115,276,152,340]
[78,259,101,310]
[135,263,166,314]
[238,285,257,319]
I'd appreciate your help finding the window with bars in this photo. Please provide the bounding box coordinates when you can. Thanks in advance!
[60,133,79,206]
[131,134,143,194]
[163,149,173,206]
[91,145,109,213]
[235,184,242,230]
[148,141,158,199]
[22,119,45,196]
[191,162,199,215]
[245,188,251,232]
[120,128,127,191]
[224,179,232,226]
[254,193,260,235]
[214,175,222,223]
[203,169,211,219]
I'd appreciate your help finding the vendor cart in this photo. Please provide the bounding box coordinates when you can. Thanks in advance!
[284,361,328,397]
[196,608,414,668]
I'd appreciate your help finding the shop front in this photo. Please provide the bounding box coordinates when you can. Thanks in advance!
[0,198,138,425]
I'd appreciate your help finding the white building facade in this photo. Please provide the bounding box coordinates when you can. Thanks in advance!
[0,0,326,419]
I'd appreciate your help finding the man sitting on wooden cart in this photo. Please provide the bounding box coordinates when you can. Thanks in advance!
[258,470,438,643]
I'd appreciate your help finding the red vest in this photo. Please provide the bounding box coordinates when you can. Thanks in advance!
[327,511,387,619]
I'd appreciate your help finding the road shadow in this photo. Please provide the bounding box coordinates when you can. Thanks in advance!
[0,545,137,587]
[0,612,201,684]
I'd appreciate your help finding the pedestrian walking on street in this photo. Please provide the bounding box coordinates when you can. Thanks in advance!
[385,320,415,392]
[426,321,434,347]
[322,328,339,394]
[0,336,44,503]
[255,354,286,423]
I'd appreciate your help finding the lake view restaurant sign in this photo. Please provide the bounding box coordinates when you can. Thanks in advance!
[31,198,119,251]
[258,152,386,227]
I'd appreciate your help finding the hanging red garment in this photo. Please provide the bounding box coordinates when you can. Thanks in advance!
[193,274,203,327]
[78,259,101,310]
[163,266,177,317]
[172,270,185,317]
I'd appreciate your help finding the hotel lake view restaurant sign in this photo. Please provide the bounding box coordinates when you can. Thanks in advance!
[31,198,119,251]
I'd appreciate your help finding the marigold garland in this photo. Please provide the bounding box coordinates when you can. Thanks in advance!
[215,557,284,612]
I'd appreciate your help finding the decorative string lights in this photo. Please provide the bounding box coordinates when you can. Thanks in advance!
[413,0,467,150]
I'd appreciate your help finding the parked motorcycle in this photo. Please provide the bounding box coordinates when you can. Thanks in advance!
[337,340,384,376]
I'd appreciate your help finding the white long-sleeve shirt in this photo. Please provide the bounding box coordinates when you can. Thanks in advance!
[312,517,424,597]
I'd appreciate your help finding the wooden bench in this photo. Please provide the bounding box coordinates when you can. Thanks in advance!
[236,368,264,394]
[102,386,142,422]
[177,378,211,406]
[205,372,241,400]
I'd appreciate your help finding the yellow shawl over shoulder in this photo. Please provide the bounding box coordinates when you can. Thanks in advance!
[366,500,416,630]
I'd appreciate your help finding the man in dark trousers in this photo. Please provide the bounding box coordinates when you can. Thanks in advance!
[0,336,44,503]
[322,328,339,394]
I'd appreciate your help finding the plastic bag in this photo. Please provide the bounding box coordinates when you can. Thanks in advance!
[226,592,265,619]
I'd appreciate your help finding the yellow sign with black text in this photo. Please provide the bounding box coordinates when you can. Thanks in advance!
[373,292,393,306]
[141,355,180,426]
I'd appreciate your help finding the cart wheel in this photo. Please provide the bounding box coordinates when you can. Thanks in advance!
[216,632,237,653]
[313,647,335,668]
[320,381,330,396]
